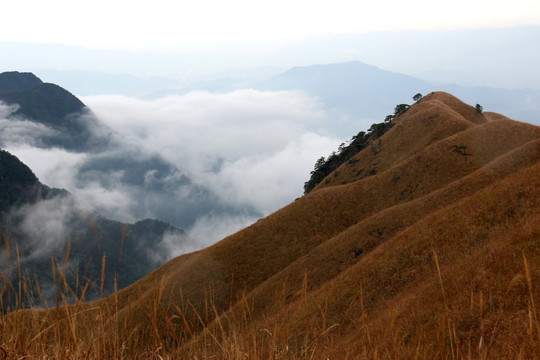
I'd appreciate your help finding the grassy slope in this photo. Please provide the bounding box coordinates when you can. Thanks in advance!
[322,161,540,357]
[3,91,540,358]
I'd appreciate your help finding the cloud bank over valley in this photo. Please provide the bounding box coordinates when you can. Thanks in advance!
[83,90,342,212]
[1,90,343,252]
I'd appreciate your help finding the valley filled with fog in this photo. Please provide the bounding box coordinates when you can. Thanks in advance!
[0,89,342,256]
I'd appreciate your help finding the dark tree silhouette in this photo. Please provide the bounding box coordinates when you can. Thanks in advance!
[394,104,410,116]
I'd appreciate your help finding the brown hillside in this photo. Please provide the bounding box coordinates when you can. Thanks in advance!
[321,161,540,357]
[232,136,540,318]
[315,93,477,190]
[315,92,535,190]
[2,92,539,359]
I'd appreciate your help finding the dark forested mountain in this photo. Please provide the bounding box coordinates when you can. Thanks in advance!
[0,73,198,308]
[0,147,188,310]
[0,149,41,211]
[0,71,85,122]
[0,149,67,212]
[0,71,43,92]
[0,71,110,151]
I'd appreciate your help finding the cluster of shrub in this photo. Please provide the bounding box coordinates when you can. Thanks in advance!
[303,94,422,194]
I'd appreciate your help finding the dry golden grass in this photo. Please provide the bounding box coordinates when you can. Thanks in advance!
[1,92,539,359]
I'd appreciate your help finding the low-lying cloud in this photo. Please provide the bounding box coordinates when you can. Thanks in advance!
[0,102,59,147]
[83,90,341,212]
[205,132,337,213]
[2,89,343,254]
[9,196,78,262]
[187,212,260,251]
[83,89,334,162]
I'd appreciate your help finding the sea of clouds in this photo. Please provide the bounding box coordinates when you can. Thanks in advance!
[1,90,350,259]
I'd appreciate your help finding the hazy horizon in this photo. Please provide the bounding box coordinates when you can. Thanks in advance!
[1,0,538,89]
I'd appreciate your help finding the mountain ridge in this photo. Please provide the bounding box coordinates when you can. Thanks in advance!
[3,91,540,358]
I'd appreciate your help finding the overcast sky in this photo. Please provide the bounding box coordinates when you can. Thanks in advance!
[2,0,539,52]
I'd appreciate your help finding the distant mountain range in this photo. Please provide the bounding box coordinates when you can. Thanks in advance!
[2,26,539,90]
[146,61,540,135]
[255,61,427,123]
[254,61,540,128]
[267,26,540,90]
